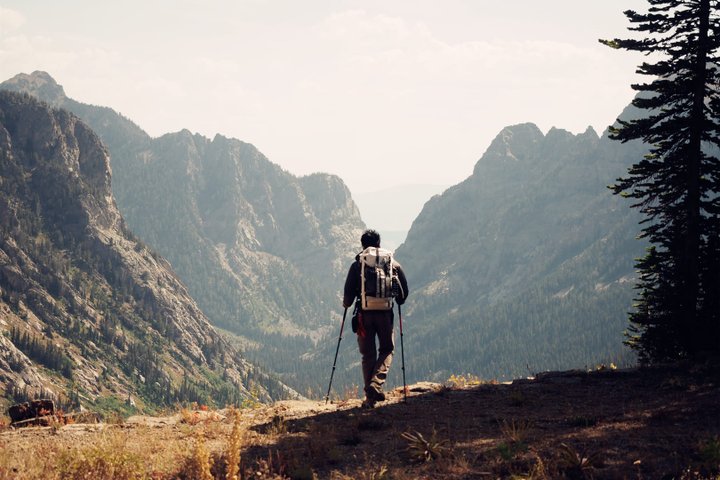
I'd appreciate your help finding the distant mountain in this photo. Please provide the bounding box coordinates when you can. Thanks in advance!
[0,90,293,413]
[1,72,365,392]
[395,122,648,381]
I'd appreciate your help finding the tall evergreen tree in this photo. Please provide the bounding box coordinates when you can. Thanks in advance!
[602,0,720,361]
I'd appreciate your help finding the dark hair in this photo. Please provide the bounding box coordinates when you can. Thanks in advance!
[361,229,381,249]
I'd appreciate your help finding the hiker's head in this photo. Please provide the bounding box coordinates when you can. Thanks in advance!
[361,229,381,249]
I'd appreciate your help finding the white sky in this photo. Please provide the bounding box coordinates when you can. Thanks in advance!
[0,1,647,193]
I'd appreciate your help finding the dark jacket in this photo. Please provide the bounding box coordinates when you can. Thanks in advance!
[343,254,409,309]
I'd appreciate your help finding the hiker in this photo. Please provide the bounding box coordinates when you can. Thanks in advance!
[343,229,409,408]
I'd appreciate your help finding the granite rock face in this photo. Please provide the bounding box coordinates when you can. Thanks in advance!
[0,90,293,409]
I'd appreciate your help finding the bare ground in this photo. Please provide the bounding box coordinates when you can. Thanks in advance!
[1,362,719,479]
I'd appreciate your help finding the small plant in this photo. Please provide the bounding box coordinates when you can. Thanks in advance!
[432,453,477,479]
[499,418,532,444]
[268,414,287,436]
[495,418,531,462]
[177,434,214,480]
[225,407,244,480]
[401,429,450,463]
[446,373,484,388]
[556,442,604,478]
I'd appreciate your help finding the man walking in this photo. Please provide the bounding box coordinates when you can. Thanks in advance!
[343,229,409,408]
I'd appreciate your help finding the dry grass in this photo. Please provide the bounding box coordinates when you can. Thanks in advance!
[0,415,10,431]
[446,373,485,388]
[0,364,718,479]
[499,417,532,444]
[56,431,145,480]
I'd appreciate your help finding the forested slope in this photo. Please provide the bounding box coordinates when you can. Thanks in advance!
[394,122,648,381]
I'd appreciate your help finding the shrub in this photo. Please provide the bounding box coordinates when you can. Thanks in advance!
[225,407,244,480]
[176,434,213,480]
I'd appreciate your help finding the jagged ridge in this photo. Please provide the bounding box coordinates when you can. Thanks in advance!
[395,122,648,381]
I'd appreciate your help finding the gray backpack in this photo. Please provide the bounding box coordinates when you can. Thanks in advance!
[359,247,396,311]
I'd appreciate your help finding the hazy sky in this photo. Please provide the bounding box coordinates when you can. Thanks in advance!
[0,1,648,193]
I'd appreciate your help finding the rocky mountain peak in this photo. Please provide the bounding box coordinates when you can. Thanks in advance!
[0,90,115,229]
[581,125,600,140]
[1,71,67,105]
[474,122,544,175]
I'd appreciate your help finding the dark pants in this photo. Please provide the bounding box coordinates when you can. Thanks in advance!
[357,309,394,396]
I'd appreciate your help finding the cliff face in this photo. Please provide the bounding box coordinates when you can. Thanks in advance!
[0,91,291,411]
[1,71,365,391]
[111,130,363,337]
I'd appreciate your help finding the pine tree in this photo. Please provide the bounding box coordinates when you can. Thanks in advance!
[601,0,720,361]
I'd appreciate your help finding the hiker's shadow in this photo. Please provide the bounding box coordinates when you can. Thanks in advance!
[244,393,422,476]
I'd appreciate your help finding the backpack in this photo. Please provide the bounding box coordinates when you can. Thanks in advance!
[358,247,397,311]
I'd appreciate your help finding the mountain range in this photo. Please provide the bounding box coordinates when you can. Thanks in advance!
[1,71,649,400]
[1,72,365,393]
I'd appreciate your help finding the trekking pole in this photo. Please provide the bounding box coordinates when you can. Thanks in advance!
[398,304,407,402]
[325,307,348,404]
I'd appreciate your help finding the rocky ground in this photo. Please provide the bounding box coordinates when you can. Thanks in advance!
[1,362,719,479]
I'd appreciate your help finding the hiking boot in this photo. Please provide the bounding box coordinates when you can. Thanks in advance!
[366,386,385,403]
[361,398,376,409]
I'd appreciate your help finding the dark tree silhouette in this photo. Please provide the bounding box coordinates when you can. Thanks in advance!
[601,0,720,361]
